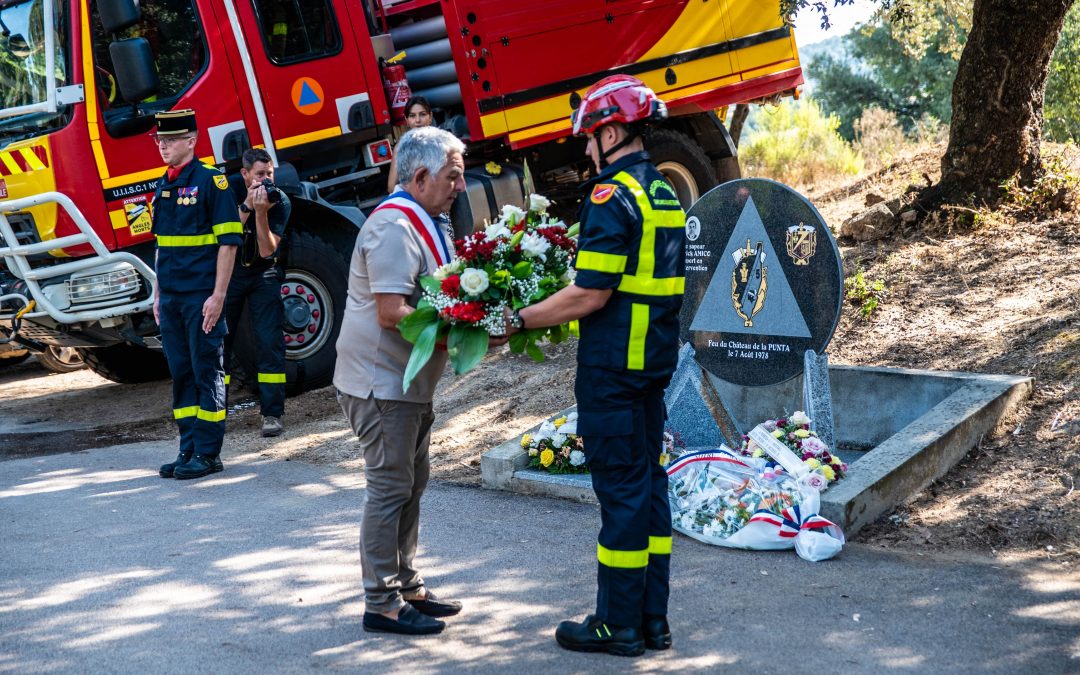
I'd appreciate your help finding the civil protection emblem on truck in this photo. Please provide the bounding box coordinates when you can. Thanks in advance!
[730,239,768,327]
[785,222,816,265]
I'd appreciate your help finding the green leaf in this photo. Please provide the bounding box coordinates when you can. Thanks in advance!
[419,275,442,296]
[512,261,533,279]
[548,323,564,344]
[525,340,544,363]
[508,332,528,353]
[401,321,439,394]
[397,306,439,343]
[447,324,489,375]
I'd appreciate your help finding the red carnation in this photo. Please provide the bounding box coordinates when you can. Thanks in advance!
[441,301,487,323]
[441,275,461,296]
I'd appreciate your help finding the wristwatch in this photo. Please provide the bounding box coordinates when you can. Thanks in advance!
[510,309,525,330]
[239,203,252,214]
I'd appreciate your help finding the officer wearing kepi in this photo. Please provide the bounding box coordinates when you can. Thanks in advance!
[152,109,243,480]
[223,148,292,437]
[507,75,686,657]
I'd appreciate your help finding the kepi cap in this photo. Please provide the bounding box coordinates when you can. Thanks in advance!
[154,109,197,136]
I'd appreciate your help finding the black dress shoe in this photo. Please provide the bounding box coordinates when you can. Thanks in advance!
[363,603,446,635]
[159,452,191,478]
[555,615,645,657]
[643,614,672,650]
[406,590,462,618]
[173,454,224,480]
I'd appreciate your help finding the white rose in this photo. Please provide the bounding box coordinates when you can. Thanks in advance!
[521,232,551,260]
[559,268,577,284]
[537,421,556,438]
[500,204,527,225]
[528,194,551,213]
[550,433,566,447]
[459,268,490,296]
[569,450,586,466]
[560,421,577,435]
[485,222,511,241]
[432,265,451,281]
[790,411,812,427]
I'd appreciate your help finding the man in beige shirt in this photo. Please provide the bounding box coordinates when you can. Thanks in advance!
[334,126,466,636]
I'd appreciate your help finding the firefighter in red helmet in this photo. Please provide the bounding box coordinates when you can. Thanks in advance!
[507,74,686,657]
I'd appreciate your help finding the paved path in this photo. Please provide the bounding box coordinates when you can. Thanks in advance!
[1,442,1077,673]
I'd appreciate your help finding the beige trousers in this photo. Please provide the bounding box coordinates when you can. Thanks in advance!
[338,391,434,613]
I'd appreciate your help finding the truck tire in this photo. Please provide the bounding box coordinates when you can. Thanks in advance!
[0,351,30,367]
[79,344,171,383]
[647,129,718,209]
[234,230,352,396]
[37,346,86,374]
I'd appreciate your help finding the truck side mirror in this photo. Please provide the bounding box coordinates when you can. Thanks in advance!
[97,0,141,34]
[109,38,158,103]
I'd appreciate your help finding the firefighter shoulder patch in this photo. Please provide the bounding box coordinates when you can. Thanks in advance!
[591,183,618,205]
[213,175,229,191]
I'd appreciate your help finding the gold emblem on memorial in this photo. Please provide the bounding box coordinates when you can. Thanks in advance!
[785,222,816,266]
[730,239,768,327]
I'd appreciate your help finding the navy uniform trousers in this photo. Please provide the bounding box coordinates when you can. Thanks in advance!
[576,365,673,629]
[159,291,227,458]
[223,267,286,417]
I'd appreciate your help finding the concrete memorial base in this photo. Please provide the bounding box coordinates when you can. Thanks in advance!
[480,361,1032,537]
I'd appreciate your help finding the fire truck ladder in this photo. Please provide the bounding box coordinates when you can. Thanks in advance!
[0,192,157,325]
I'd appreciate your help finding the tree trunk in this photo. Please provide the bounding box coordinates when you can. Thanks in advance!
[728,103,751,147]
[928,0,1075,208]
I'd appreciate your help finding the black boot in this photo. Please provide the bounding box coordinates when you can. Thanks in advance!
[173,454,224,480]
[159,452,191,478]
[555,615,645,657]
[643,614,672,650]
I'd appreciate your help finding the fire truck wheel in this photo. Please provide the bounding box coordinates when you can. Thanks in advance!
[648,128,718,209]
[79,344,171,384]
[37,346,87,374]
[234,229,351,396]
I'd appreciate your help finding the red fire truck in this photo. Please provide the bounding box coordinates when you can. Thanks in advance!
[0,0,801,392]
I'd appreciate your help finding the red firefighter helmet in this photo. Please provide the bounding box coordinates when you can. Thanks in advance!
[571,74,668,135]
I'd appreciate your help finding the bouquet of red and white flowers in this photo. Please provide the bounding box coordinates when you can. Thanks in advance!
[398,194,578,392]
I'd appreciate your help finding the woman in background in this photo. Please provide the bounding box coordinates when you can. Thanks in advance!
[386,96,434,191]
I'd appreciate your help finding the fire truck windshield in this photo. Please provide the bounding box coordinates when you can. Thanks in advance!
[0,0,68,142]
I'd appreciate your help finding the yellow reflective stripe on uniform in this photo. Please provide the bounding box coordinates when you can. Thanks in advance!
[628,303,649,371]
[597,543,649,568]
[612,171,685,297]
[157,234,217,247]
[258,373,287,384]
[576,250,627,274]
[618,275,685,296]
[649,535,673,555]
[224,374,231,385]
[173,406,198,419]
[213,221,243,238]
[197,408,226,422]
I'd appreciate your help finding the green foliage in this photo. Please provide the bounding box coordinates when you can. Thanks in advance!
[844,269,887,318]
[811,3,965,140]
[852,106,906,171]
[446,324,489,376]
[740,99,863,186]
[1001,147,1080,212]
[1045,3,1080,142]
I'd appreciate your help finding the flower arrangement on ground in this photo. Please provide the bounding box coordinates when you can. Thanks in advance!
[398,194,578,391]
[522,412,587,474]
[734,411,848,489]
[659,428,687,468]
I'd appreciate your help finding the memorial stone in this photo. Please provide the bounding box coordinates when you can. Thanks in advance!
[680,179,843,387]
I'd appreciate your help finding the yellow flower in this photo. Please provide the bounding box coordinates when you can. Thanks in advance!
[795,429,810,438]
[659,453,669,467]
[804,458,822,470]
[520,434,531,448]
[485,161,502,176]
[821,465,836,481]
[771,430,784,439]
[553,417,567,429]
[528,448,538,457]
[539,449,555,468]
[831,455,842,466]
[752,449,765,458]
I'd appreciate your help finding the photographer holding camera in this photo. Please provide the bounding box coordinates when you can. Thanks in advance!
[224,148,292,437]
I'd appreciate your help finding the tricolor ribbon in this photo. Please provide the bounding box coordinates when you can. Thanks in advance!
[666,448,747,477]
[746,504,840,539]
[372,191,453,266]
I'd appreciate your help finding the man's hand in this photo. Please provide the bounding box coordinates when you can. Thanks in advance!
[252,184,271,213]
[202,292,225,333]
[489,334,509,348]
[502,307,519,336]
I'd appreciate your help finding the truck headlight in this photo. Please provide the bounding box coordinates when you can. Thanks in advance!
[67,264,141,304]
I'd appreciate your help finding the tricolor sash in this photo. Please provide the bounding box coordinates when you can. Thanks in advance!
[371,191,453,266]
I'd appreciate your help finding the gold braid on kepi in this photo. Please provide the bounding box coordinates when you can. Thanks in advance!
[154,109,198,136]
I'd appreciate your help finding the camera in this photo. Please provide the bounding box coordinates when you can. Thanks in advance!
[261,178,282,204]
